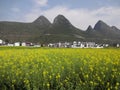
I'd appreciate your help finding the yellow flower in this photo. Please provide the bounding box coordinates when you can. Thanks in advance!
[85,74,88,78]
[116,82,119,86]
[47,83,50,88]
[56,73,60,79]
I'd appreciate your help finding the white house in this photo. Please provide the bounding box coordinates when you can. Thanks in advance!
[34,45,41,47]
[0,39,3,44]
[71,41,96,48]
[48,43,54,47]
[117,44,119,47]
[21,42,26,46]
[7,43,14,46]
[14,42,20,46]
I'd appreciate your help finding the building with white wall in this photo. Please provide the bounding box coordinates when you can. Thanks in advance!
[0,39,3,44]
[14,42,20,46]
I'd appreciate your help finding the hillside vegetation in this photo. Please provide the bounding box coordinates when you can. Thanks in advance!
[0,15,120,44]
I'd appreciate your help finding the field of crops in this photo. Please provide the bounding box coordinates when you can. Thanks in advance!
[0,47,120,90]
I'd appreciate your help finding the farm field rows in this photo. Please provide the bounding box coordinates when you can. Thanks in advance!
[0,47,120,90]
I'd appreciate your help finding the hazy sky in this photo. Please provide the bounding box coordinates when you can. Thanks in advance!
[0,0,120,30]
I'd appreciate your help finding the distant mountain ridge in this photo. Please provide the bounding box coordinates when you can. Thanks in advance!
[0,14,120,44]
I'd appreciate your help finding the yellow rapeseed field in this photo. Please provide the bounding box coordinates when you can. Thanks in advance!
[0,47,120,90]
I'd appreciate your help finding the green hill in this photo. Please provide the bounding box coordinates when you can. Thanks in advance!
[0,15,120,44]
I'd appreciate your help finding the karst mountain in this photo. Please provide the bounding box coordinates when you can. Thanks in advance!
[0,14,120,44]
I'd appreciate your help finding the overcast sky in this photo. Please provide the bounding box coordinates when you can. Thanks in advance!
[0,0,120,30]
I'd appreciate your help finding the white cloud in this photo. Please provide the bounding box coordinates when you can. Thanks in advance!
[23,0,48,21]
[42,6,120,30]
[33,0,48,7]
[24,8,42,22]
[23,6,120,30]
[11,7,20,12]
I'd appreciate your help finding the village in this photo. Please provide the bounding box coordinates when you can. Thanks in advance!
[0,39,119,48]
[0,39,109,48]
